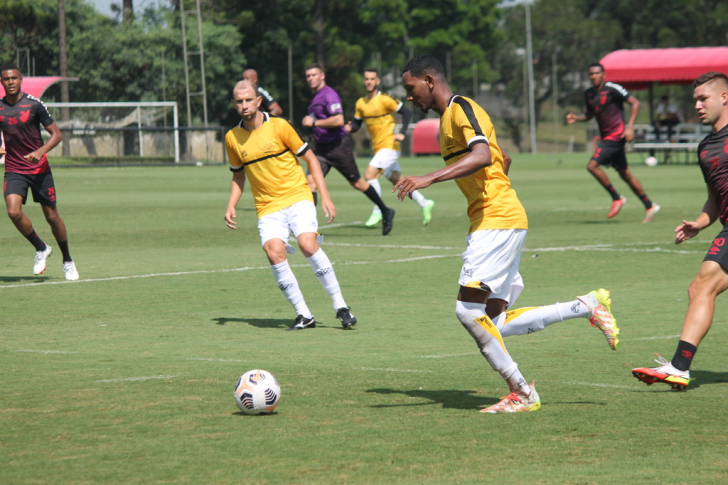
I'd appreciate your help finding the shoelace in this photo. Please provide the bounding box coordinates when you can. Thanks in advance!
[653,353,670,366]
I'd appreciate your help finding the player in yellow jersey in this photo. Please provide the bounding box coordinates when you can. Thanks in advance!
[224,80,357,330]
[398,55,618,413]
[346,68,435,227]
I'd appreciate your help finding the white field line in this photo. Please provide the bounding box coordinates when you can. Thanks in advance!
[187,358,245,363]
[0,241,704,290]
[96,375,175,383]
[359,367,433,373]
[633,334,682,340]
[567,381,639,390]
[13,349,81,354]
[420,352,479,359]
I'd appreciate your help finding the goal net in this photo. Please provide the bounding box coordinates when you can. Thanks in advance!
[45,102,180,162]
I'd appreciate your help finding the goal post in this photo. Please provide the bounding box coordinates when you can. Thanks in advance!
[46,101,180,162]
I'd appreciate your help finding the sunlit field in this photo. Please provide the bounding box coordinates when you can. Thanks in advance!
[1,153,726,484]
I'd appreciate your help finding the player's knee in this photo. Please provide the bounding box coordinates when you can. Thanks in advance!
[6,206,23,222]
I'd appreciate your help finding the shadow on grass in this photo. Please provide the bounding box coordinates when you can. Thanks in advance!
[212,317,289,329]
[685,369,728,390]
[212,316,346,330]
[0,276,47,283]
[232,411,279,417]
[366,388,497,410]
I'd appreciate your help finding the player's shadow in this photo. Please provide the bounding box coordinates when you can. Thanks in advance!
[212,317,289,329]
[683,369,728,390]
[366,388,497,410]
[0,276,47,283]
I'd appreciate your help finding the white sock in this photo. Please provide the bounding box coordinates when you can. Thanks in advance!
[411,190,427,207]
[367,178,382,216]
[455,301,529,395]
[498,300,590,337]
[270,260,312,318]
[307,248,347,310]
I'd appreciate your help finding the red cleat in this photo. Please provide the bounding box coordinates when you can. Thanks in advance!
[607,196,627,218]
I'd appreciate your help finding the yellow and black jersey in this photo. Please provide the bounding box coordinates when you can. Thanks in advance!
[225,112,313,218]
[439,95,528,233]
[354,91,403,152]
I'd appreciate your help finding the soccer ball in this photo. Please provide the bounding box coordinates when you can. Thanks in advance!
[234,369,281,415]
[645,156,658,167]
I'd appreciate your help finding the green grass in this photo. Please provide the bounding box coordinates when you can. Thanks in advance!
[1,153,727,484]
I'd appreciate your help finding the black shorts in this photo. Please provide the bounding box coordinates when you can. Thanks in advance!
[591,139,628,170]
[313,136,361,183]
[3,171,58,207]
[704,226,728,271]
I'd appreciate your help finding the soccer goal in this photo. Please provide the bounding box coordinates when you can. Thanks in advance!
[45,101,180,162]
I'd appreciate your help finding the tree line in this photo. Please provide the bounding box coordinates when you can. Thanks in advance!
[1,0,726,150]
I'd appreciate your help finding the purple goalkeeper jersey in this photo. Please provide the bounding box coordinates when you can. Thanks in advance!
[308,85,346,144]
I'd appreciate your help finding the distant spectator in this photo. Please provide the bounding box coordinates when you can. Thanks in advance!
[242,69,283,116]
[654,95,681,141]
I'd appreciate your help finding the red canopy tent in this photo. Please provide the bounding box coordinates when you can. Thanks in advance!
[0,76,74,99]
[600,47,728,91]
[600,47,728,125]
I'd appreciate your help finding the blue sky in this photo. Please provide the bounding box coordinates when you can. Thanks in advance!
[90,0,168,18]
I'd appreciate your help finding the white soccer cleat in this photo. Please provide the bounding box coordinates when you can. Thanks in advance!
[480,382,541,413]
[642,204,661,223]
[33,245,53,275]
[63,261,79,281]
[578,289,619,350]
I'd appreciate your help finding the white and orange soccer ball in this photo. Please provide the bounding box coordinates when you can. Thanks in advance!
[234,369,281,415]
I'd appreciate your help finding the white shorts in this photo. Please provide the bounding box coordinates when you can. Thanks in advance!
[458,229,527,307]
[258,200,318,247]
[369,148,401,178]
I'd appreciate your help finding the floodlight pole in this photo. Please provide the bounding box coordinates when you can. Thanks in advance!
[525,1,537,153]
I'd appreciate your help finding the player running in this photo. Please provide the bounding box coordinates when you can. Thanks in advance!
[346,68,435,227]
[632,72,728,390]
[224,80,356,330]
[398,55,618,413]
[302,63,396,235]
[0,63,79,280]
[566,63,660,223]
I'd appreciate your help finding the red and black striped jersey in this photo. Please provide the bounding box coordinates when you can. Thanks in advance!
[585,82,630,142]
[698,124,728,224]
[0,93,54,174]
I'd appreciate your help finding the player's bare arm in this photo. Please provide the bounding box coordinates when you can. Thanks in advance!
[624,95,641,142]
[675,188,719,244]
[225,170,246,229]
[268,102,283,116]
[24,122,62,163]
[395,143,491,201]
[301,150,336,223]
[502,150,512,175]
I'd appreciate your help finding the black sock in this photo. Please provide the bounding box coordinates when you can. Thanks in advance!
[363,186,388,214]
[671,340,698,372]
[57,240,72,263]
[603,184,621,201]
[24,230,47,251]
[312,192,318,207]
[638,193,653,209]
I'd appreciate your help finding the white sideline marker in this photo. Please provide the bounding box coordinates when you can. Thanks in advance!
[0,241,705,290]
[359,367,433,373]
[420,352,479,359]
[14,349,81,354]
[96,375,175,383]
[634,334,682,340]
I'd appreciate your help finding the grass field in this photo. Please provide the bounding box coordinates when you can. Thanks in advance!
[1,153,727,484]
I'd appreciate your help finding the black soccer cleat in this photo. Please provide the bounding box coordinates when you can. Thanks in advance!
[382,208,396,235]
[287,315,316,331]
[336,307,357,329]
